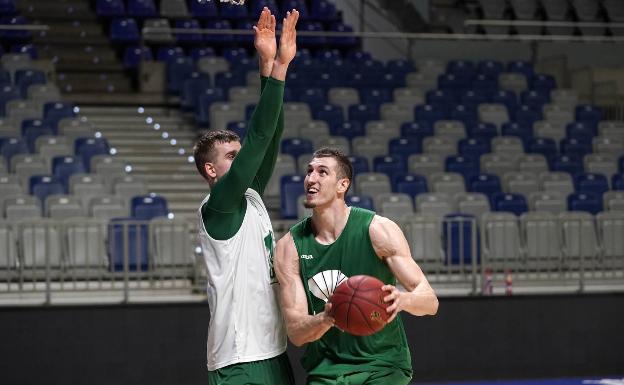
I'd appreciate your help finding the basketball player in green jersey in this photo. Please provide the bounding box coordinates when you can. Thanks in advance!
[274,148,439,385]
[193,8,299,385]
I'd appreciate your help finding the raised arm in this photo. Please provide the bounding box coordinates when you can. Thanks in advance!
[369,215,439,322]
[274,232,334,347]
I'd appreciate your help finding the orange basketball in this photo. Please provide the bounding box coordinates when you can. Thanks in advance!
[329,275,389,336]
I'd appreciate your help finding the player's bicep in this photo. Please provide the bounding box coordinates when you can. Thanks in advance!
[274,234,309,321]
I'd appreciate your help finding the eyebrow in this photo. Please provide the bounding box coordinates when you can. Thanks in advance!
[226,150,238,157]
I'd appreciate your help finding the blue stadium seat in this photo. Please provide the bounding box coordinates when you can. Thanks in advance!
[281,138,314,160]
[442,213,479,265]
[0,70,10,85]
[613,174,624,191]
[361,88,392,105]
[190,47,215,61]
[393,173,427,198]
[520,90,550,110]
[438,74,470,95]
[426,89,456,108]
[551,155,583,176]
[166,57,194,94]
[346,195,374,210]
[175,19,203,44]
[467,122,498,140]
[514,105,543,127]
[446,155,479,182]
[214,71,245,90]
[567,193,602,214]
[226,121,246,139]
[560,138,592,158]
[527,137,557,161]
[131,195,168,219]
[414,104,445,124]
[280,175,304,219]
[566,122,596,140]
[123,46,153,69]
[451,104,478,127]
[373,155,405,180]
[469,173,502,199]
[189,0,218,18]
[315,104,344,128]
[23,121,53,152]
[110,18,140,43]
[15,69,46,97]
[30,175,65,203]
[297,21,326,46]
[389,137,422,159]
[501,122,532,146]
[507,60,535,79]
[11,44,38,59]
[531,74,557,92]
[345,50,372,62]
[75,137,110,170]
[458,137,491,159]
[348,104,379,125]
[575,105,602,126]
[181,72,211,111]
[0,15,31,42]
[0,137,28,163]
[108,218,148,271]
[282,0,308,18]
[328,121,362,141]
[52,156,86,187]
[220,1,249,19]
[460,90,489,108]
[347,155,369,175]
[298,88,326,110]
[492,192,528,216]
[251,0,279,15]
[204,20,234,44]
[472,74,498,93]
[0,85,21,116]
[477,60,504,78]
[328,23,358,47]
[491,90,518,112]
[96,0,125,17]
[447,60,476,80]
[620,156,624,173]
[156,46,185,63]
[401,121,433,139]
[574,173,609,196]
[387,59,415,76]
[0,0,16,14]
[127,0,157,18]
[311,0,340,21]
[44,102,76,128]
[194,87,226,126]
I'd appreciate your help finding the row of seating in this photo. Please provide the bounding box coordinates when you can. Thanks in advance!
[477,0,624,24]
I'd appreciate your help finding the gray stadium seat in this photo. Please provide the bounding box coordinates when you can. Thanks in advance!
[0,118,18,136]
[593,136,624,156]
[584,154,618,180]
[503,171,539,196]
[296,153,314,177]
[284,103,312,128]
[89,196,128,220]
[28,84,62,110]
[91,155,127,186]
[352,137,388,166]
[1,53,33,79]
[151,217,193,268]
[429,172,465,194]
[374,193,414,220]
[113,175,148,202]
[434,120,466,141]
[492,136,525,159]
[37,137,73,168]
[71,174,107,207]
[355,172,391,199]
[229,86,260,105]
[393,88,425,109]
[246,71,261,88]
[543,104,574,125]
[365,121,400,142]
[4,196,41,220]
[550,89,579,107]
[406,72,438,90]
[0,220,16,271]
[64,218,108,269]
[560,211,599,268]
[58,118,96,140]
[143,19,174,44]
[539,172,574,197]
[598,121,624,141]
[266,154,296,197]
[408,154,444,179]
[12,154,48,190]
[7,100,40,121]
[416,193,454,219]
[455,192,490,221]
[380,103,413,124]
[518,154,549,174]
[520,211,561,270]
[400,214,445,268]
[209,102,245,131]
[317,136,350,156]
[46,195,85,219]
[478,103,510,128]
[480,154,516,178]
[423,136,457,158]
[197,58,230,81]
[160,0,189,18]
[603,191,624,211]
[16,218,62,268]
[298,121,330,147]
[415,58,446,78]
[498,73,528,94]
[328,87,359,115]
[596,211,624,267]
[0,175,23,210]
[0,157,6,175]
[528,192,566,214]
[481,212,522,269]
[534,121,566,143]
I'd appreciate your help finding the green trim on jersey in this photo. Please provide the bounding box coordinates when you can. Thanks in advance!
[289,207,413,382]
[201,76,284,240]
[207,352,295,385]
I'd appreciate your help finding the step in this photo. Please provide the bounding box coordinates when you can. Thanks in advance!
[81,106,181,116]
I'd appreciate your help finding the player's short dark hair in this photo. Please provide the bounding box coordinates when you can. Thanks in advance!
[312,147,353,193]
[193,129,240,180]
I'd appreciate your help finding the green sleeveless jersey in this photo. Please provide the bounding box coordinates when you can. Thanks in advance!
[289,207,412,379]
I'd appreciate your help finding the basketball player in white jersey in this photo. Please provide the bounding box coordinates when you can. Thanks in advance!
[192,8,299,385]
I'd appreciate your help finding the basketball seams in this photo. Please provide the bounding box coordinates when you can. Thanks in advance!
[351,302,375,335]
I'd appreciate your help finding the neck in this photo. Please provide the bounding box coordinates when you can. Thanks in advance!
[310,198,351,244]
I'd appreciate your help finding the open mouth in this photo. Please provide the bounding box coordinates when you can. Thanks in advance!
[306,186,318,198]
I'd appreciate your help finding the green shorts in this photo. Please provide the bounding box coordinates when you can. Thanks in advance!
[207,353,295,385]
[307,369,412,385]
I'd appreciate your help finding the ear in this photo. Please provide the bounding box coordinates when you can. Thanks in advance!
[337,178,350,194]
[204,162,217,179]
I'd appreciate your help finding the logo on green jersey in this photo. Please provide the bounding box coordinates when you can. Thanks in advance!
[264,231,277,284]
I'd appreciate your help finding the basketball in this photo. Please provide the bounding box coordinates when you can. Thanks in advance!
[329,275,389,336]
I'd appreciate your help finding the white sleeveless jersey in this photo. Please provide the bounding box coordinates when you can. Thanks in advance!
[197,188,287,371]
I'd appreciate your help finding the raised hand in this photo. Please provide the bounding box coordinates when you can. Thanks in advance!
[253,7,277,75]
[276,9,299,65]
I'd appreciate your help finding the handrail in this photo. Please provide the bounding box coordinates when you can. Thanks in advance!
[0,24,49,31]
[141,27,624,43]
[465,19,624,29]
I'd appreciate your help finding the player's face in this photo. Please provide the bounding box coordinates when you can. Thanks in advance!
[303,157,349,208]
[205,140,241,180]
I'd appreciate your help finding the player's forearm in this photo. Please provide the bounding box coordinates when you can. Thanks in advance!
[259,57,274,78]
[286,313,333,347]
[401,286,439,316]
[270,60,289,81]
